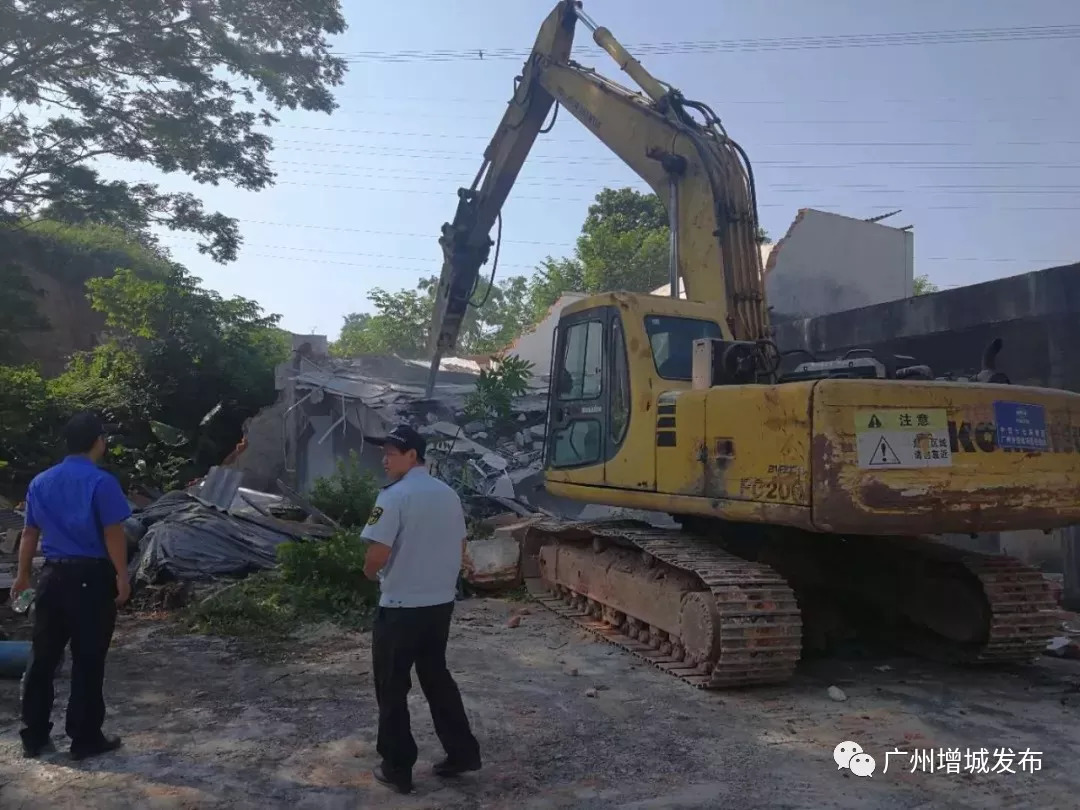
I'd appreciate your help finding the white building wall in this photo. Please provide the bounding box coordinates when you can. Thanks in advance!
[503,292,587,371]
[764,209,914,319]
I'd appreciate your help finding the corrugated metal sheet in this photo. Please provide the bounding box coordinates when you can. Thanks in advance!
[0,509,24,533]
[194,466,243,511]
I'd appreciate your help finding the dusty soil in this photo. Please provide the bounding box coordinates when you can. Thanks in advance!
[2,597,1079,809]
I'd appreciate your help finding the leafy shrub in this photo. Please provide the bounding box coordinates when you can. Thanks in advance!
[464,354,534,428]
[278,528,377,616]
[187,528,380,638]
[0,365,64,493]
[308,450,380,528]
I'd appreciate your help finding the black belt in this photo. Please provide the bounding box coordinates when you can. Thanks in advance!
[45,557,110,566]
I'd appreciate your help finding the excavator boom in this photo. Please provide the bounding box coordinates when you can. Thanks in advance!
[426,0,767,395]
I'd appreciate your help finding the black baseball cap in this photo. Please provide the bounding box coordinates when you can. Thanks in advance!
[375,423,426,461]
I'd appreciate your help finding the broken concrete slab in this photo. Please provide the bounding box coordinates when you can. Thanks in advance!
[463,535,521,590]
[462,514,546,590]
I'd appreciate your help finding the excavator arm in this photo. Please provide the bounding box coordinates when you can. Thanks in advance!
[426,0,768,395]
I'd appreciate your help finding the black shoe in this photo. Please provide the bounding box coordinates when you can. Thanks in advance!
[433,756,482,777]
[70,735,123,761]
[22,739,56,759]
[372,763,413,794]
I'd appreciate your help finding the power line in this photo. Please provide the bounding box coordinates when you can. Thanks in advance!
[232,217,1080,250]
[331,25,1080,63]
[162,233,539,269]
[265,163,1080,194]
[267,141,1080,170]
[278,113,1069,126]
[272,133,1080,149]
[267,138,1080,165]
[157,242,1072,278]
[159,232,1071,268]
[265,177,1080,209]
[324,92,1076,107]
[265,160,1080,189]
[235,219,559,246]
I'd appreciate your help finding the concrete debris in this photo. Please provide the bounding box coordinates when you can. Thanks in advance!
[462,514,544,590]
[242,340,674,523]
[585,687,598,698]
[1044,637,1080,659]
[465,532,522,590]
[827,686,848,702]
[1044,573,1064,606]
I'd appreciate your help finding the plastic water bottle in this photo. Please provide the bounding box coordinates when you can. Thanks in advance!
[11,588,35,614]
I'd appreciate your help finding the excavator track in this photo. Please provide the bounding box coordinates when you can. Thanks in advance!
[524,520,1058,690]
[879,537,1059,664]
[529,520,803,689]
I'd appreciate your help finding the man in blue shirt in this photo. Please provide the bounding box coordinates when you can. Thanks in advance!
[10,411,132,760]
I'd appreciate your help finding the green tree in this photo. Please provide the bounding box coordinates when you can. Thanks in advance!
[69,265,289,473]
[0,0,347,260]
[0,365,63,489]
[519,187,674,323]
[526,257,586,323]
[331,186,759,359]
[331,274,532,358]
[575,187,670,294]
[913,274,938,295]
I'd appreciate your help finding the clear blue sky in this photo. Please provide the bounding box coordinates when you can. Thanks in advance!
[131,0,1080,337]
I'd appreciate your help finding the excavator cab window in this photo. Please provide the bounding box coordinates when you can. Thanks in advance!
[644,315,723,380]
[548,312,608,468]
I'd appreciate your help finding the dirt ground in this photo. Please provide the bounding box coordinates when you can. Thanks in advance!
[2,597,1079,810]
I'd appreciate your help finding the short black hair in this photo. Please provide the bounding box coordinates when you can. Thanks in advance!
[64,410,105,454]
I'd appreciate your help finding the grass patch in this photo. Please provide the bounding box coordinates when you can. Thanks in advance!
[185,529,379,639]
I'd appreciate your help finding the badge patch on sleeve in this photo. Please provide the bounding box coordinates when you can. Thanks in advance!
[366,506,384,526]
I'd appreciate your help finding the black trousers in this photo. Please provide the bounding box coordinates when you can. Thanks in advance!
[372,601,480,776]
[20,559,117,749]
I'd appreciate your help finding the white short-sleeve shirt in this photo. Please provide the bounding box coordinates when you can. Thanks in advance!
[360,466,467,608]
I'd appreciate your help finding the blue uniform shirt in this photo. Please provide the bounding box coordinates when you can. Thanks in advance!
[23,456,132,560]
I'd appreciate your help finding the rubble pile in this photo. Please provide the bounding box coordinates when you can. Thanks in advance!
[289,353,554,507]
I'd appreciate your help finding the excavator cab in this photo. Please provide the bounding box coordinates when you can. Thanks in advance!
[542,292,729,498]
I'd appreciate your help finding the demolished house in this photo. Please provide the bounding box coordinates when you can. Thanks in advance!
[230,336,648,524]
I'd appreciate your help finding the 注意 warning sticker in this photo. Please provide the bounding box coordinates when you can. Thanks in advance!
[855,409,952,469]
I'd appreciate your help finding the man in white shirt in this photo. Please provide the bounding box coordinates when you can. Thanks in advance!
[361,424,481,794]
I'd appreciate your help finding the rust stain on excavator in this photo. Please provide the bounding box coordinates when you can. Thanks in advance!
[859,479,1062,526]
[694,439,716,497]
[811,433,849,524]
[812,433,1068,535]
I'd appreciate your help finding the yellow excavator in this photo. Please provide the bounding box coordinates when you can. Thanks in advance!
[426,1,1080,688]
